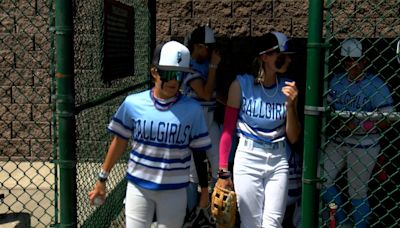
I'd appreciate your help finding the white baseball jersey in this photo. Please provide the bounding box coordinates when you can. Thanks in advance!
[327,73,393,146]
[236,74,289,143]
[107,90,211,190]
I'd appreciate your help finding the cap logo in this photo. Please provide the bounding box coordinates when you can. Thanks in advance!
[177,51,182,63]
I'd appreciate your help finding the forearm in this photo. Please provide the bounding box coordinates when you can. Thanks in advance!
[219,106,239,170]
[204,68,217,100]
[102,136,129,172]
[193,150,208,188]
[286,105,301,144]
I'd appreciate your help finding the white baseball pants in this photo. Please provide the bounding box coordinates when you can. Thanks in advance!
[323,142,380,198]
[233,138,288,228]
[125,182,187,228]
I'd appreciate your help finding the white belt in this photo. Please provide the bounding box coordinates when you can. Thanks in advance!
[241,138,285,150]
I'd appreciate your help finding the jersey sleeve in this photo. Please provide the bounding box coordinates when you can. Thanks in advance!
[107,98,133,140]
[183,71,202,87]
[370,76,394,112]
[189,105,211,152]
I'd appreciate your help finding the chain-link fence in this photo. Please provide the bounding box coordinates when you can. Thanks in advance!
[1,0,151,227]
[319,0,400,227]
[0,0,56,227]
[73,0,151,227]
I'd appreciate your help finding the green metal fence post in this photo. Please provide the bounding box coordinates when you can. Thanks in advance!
[55,0,77,227]
[302,1,324,227]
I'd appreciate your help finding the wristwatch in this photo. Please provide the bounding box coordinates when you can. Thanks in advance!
[98,170,109,182]
[218,169,231,179]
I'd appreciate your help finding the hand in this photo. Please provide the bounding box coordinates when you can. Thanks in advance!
[216,177,233,190]
[88,181,106,205]
[362,120,374,131]
[198,187,209,208]
[210,49,221,66]
[282,81,298,108]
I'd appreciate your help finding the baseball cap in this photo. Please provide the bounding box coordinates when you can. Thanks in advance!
[271,32,295,54]
[189,26,216,44]
[256,32,294,56]
[154,41,194,73]
[341,38,362,58]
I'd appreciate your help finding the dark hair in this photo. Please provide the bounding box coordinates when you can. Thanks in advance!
[151,42,165,67]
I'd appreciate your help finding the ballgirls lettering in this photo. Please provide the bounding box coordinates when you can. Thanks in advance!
[331,90,369,110]
[242,97,286,120]
[132,119,191,144]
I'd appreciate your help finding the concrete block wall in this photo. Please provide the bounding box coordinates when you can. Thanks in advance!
[0,0,52,159]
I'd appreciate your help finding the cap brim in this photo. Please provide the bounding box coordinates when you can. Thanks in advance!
[281,51,296,54]
[157,65,195,73]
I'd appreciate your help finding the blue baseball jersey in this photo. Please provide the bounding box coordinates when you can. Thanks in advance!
[328,73,393,112]
[182,59,217,108]
[107,90,211,190]
[327,73,393,146]
[237,74,289,143]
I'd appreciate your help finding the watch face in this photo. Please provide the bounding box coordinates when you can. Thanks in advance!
[98,171,109,181]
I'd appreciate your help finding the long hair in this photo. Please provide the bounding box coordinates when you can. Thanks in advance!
[252,56,264,84]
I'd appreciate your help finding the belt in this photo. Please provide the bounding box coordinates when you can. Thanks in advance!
[241,138,285,150]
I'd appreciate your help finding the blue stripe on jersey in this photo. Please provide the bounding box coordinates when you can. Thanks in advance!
[112,117,133,131]
[238,116,285,132]
[107,128,130,140]
[134,138,189,149]
[126,174,189,190]
[130,150,192,164]
[238,130,285,143]
[129,157,190,171]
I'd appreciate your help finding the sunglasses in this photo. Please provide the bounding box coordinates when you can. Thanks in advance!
[157,70,187,82]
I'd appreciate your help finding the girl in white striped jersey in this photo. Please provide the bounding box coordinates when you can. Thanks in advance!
[88,41,211,228]
[216,32,301,228]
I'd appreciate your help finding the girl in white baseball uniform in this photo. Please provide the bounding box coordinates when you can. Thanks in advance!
[88,41,211,228]
[217,32,301,228]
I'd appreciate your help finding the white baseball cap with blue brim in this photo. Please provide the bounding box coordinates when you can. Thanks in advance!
[156,41,195,73]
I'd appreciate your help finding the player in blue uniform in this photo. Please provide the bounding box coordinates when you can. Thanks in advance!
[182,25,222,212]
[322,38,394,228]
[88,41,212,228]
[216,32,301,228]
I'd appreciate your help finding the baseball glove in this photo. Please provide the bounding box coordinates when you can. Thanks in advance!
[211,186,237,228]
